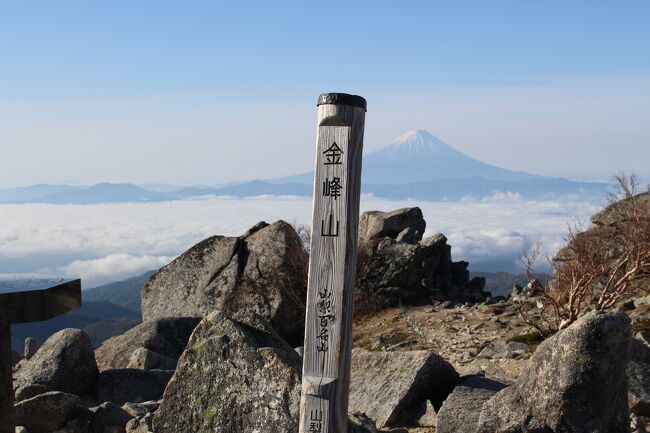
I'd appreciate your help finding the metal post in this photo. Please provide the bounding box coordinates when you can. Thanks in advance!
[299,93,366,433]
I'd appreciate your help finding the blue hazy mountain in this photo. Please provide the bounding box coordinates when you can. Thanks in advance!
[0,184,83,202]
[0,130,609,204]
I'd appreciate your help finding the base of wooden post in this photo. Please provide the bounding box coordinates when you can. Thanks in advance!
[0,315,13,433]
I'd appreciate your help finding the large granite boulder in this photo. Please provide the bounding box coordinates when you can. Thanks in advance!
[476,311,631,433]
[348,348,458,428]
[153,311,303,433]
[141,221,308,346]
[358,207,426,245]
[94,317,200,371]
[14,391,80,433]
[436,375,508,433]
[356,226,487,306]
[14,328,98,400]
[96,368,174,405]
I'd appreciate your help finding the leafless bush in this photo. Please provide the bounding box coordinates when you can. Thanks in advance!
[515,173,650,335]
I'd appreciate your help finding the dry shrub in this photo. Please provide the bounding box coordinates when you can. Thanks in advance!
[516,173,650,335]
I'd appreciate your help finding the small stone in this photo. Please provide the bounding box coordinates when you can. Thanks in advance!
[23,337,39,360]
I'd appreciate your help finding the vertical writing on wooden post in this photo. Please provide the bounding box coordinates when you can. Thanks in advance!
[300,93,366,433]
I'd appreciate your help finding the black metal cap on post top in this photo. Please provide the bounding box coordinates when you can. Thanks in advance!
[317,93,367,111]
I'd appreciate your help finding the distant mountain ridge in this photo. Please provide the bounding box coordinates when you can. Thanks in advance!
[84,270,156,312]
[0,130,610,203]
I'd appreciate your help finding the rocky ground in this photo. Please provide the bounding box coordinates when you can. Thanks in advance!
[8,204,650,433]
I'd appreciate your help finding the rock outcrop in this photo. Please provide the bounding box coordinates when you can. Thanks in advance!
[476,311,631,433]
[94,317,200,371]
[348,348,458,428]
[14,328,97,400]
[356,208,487,306]
[436,375,507,433]
[141,221,308,346]
[359,207,426,245]
[153,311,303,433]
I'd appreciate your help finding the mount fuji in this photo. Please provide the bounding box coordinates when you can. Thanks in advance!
[271,130,607,200]
[362,130,540,184]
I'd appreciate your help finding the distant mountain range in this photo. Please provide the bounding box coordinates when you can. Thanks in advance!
[0,130,609,204]
[84,270,155,312]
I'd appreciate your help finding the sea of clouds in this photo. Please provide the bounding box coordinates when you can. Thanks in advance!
[0,194,604,287]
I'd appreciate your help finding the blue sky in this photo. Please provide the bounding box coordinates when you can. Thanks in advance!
[1,1,649,186]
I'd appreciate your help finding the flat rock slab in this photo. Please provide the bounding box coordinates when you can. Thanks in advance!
[436,375,507,433]
[348,348,458,428]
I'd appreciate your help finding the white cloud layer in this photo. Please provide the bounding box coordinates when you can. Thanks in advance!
[0,195,604,287]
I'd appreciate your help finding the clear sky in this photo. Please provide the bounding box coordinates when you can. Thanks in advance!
[1,1,649,187]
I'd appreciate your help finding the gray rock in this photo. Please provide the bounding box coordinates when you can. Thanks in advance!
[416,399,438,427]
[477,311,631,433]
[356,233,486,307]
[395,227,421,244]
[628,361,650,416]
[91,402,132,433]
[126,348,177,370]
[15,391,80,433]
[630,336,650,364]
[358,207,426,244]
[14,329,97,399]
[24,337,39,360]
[94,317,200,372]
[153,311,303,433]
[477,340,530,360]
[96,369,173,405]
[121,400,160,419]
[141,221,308,346]
[125,413,153,433]
[348,413,379,433]
[436,375,507,433]
[348,348,458,428]
[14,383,49,401]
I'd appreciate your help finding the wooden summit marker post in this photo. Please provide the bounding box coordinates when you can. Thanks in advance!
[299,93,366,433]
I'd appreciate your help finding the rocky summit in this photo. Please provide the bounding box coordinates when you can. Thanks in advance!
[9,208,650,433]
[356,207,487,307]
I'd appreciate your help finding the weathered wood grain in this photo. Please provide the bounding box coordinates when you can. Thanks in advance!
[300,94,366,433]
